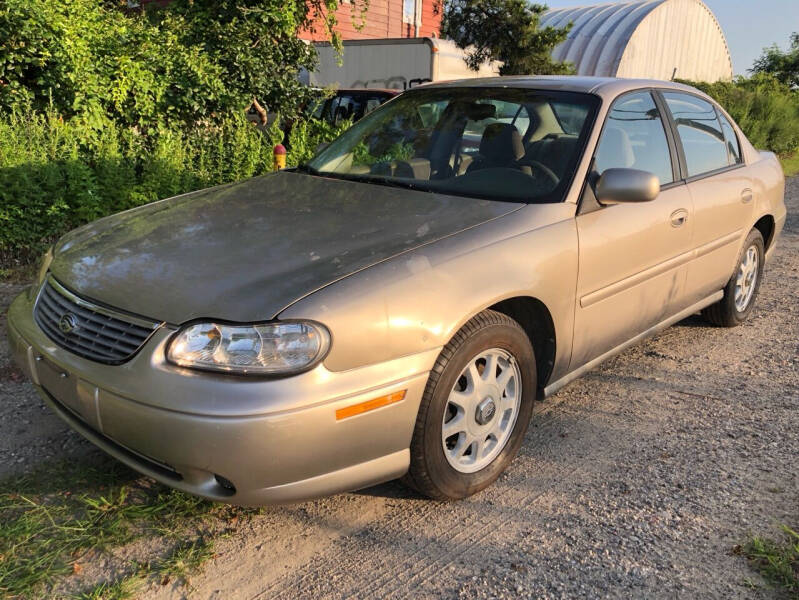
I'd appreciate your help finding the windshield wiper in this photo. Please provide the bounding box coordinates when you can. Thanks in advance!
[333,173,427,192]
[294,165,428,193]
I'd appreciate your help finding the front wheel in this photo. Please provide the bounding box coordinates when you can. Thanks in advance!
[403,310,536,500]
[702,228,765,327]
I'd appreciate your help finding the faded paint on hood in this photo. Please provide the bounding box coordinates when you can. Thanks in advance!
[50,171,521,324]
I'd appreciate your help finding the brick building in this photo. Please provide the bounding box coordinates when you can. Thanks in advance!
[134,0,441,40]
[299,0,440,41]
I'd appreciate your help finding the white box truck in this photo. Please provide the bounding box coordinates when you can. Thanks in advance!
[306,37,500,91]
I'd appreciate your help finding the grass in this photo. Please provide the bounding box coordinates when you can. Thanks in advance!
[72,570,148,600]
[739,525,799,596]
[156,538,216,586]
[0,455,253,599]
[780,153,799,177]
[73,538,215,600]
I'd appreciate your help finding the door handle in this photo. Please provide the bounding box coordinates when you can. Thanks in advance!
[741,188,753,203]
[670,208,688,228]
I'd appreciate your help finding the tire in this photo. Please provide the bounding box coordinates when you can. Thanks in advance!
[702,228,765,327]
[403,310,536,500]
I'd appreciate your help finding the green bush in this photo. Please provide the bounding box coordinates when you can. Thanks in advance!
[0,0,344,131]
[0,0,368,270]
[0,109,349,267]
[285,117,352,166]
[682,74,799,157]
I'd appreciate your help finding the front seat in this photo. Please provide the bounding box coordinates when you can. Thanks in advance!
[467,123,530,175]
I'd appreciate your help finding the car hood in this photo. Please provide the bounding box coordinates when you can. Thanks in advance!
[50,171,521,324]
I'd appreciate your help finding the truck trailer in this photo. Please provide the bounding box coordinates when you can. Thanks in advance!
[306,37,500,91]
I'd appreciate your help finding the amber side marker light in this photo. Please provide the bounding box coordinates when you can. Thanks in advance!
[336,390,407,420]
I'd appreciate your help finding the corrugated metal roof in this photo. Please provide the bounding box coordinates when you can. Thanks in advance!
[540,0,733,81]
[421,75,703,96]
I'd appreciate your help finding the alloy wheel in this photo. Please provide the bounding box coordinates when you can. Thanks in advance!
[734,244,759,312]
[441,348,522,473]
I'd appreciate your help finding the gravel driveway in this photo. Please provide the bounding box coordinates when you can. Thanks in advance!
[1,178,797,599]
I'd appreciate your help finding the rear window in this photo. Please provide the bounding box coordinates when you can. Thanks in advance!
[717,112,742,165]
[663,92,729,177]
[463,100,531,140]
[552,102,590,135]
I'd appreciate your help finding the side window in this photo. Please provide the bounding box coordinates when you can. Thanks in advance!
[364,97,383,116]
[417,100,448,128]
[594,91,673,185]
[304,95,331,120]
[663,92,729,177]
[338,95,361,121]
[321,97,339,123]
[717,112,742,165]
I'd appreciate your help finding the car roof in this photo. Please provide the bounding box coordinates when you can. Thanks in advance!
[335,88,400,96]
[418,75,702,99]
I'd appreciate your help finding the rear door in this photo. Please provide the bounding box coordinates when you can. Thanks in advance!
[659,91,754,305]
[571,90,694,368]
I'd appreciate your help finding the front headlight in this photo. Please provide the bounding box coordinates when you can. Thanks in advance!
[167,321,331,375]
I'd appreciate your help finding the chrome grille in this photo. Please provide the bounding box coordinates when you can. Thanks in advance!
[34,277,160,364]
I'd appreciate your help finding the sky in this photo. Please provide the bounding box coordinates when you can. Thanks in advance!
[541,0,798,75]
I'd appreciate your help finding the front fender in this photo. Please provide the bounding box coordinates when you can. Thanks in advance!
[280,203,579,383]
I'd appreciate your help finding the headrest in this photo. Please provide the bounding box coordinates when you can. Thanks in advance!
[598,126,635,169]
[478,123,525,166]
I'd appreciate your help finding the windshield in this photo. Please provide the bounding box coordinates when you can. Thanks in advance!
[306,87,599,203]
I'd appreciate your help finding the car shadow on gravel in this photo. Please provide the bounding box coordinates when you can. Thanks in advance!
[671,313,717,328]
[0,449,139,496]
[352,479,428,500]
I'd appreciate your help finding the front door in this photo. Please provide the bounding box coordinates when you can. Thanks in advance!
[571,90,694,368]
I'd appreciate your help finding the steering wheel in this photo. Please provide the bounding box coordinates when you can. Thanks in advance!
[519,159,559,187]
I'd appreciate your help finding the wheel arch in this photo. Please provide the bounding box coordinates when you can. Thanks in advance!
[753,214,775,250]
[487,296,557,393]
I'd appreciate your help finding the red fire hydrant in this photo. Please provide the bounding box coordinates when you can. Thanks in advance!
[273,144,286,171]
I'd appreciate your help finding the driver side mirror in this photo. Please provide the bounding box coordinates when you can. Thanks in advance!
[595,168,660,205]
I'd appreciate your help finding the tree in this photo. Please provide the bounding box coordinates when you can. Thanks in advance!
[440,0,572,76]
[751,32,799,88]
[0,0,359,131]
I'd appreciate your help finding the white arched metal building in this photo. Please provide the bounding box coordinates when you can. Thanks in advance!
[540,0,733,82]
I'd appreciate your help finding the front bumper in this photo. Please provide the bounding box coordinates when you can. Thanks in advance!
[7,291,437,505]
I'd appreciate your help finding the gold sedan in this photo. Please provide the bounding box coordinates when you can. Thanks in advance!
[8,77,786,504]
